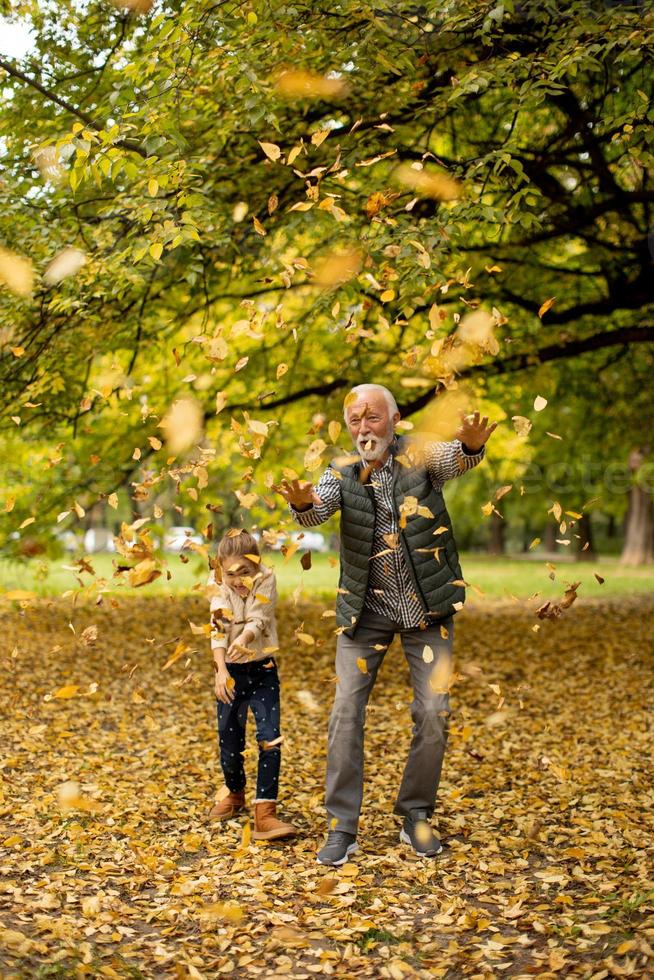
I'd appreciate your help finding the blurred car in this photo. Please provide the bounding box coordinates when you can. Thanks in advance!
[290,531,328,552]
[164,526,203,552]
[83,528,116,553]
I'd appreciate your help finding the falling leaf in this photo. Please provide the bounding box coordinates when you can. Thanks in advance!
[53,684,80,700]
[538,297,556,318]
[422,645,434,664]
[512,415,532,437]
[534,395,548,412]
[0,247,33,296]
[128,559,161,588]
[429,653,453,693]
[356,657,368,674]
[312,248,362,288]
[274,69,348,99]
[395,163,461,200]
[160,397,203,455]
[43,247,86,285]
[258,141,282,162]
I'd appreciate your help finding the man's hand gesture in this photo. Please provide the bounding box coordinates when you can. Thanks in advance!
[457,411,498,452]
[274,478,322,511]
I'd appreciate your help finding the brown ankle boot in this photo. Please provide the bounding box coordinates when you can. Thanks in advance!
[253,801,296,840]
[209,790,246,821]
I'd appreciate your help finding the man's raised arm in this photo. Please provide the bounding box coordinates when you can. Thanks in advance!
[425,411,497,490]
[275,469,342,527]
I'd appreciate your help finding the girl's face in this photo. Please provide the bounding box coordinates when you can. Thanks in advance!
[220,557,258,597]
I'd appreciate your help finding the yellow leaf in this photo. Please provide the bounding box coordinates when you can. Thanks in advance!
[380,289,395,302]
[296,632,315,646]
[3,589,35,601]
[0,246,33,296]
[512,415,532,437]
[149,242,163,261]
[161,641,190,671]
[429,653,453,693]
[328,420,341,444]
[311,128,330,147]
[288,201,314,212]
[422,645,434,664]
[19,517,35,529]
[10,346,25,357]
[276,362,288,380]
[252,215,266,236]
[538,296,555,318]
[148,178,159,196]
[258,141,281,162]
[356,657,368,674]
[54,684,79,699]
[148,436,162,451]
[395,163,461,200]
[274,69,348,100]
[128,559,161,588]
[534,395,548,412]
[107,493,118,510]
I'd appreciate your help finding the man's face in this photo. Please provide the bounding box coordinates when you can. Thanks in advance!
[345,392,399,462]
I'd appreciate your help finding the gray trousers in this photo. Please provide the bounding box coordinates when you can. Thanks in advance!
[326,608,453,835]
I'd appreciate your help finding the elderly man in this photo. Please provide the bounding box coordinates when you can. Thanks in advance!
[277,384,496,865]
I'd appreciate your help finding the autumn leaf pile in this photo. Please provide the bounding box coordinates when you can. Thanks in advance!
[1,593,653,978]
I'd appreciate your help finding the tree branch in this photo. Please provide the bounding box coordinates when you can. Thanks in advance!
[0,56,146,158]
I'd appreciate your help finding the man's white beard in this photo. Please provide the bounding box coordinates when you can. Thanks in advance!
[356,428,394,462]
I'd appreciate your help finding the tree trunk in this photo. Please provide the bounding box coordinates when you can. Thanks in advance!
[620,449,654,565]
[488,511,506,555]
[576,513,595,560]
[544,523,558,554]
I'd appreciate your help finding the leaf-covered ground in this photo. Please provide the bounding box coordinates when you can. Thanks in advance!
[1,595,653,978]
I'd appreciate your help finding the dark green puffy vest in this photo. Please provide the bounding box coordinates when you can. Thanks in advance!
[333,438,465,633]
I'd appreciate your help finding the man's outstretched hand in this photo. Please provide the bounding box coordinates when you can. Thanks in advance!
[274,477,323,511]
[457,411,498,452]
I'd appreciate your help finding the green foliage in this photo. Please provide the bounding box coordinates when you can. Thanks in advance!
[0,0,653,549]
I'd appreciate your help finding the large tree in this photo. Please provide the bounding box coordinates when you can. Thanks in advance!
[1,0,653,557]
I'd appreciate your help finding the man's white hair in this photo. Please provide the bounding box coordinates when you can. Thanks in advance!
[343,384,399,420]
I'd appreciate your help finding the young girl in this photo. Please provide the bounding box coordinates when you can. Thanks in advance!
[207,528,296,841]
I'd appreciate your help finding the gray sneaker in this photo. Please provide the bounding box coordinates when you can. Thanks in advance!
[316,830,358,866]
[399,809,442,857]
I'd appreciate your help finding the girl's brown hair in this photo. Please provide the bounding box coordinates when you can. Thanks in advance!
[216,528,260,563]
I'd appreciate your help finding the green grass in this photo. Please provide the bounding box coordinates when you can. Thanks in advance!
[0,549,652,601]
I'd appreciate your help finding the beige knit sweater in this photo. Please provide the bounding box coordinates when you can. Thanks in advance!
[207,563,279,663]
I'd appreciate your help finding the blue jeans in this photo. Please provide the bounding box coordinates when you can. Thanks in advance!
[216,657,281,801]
